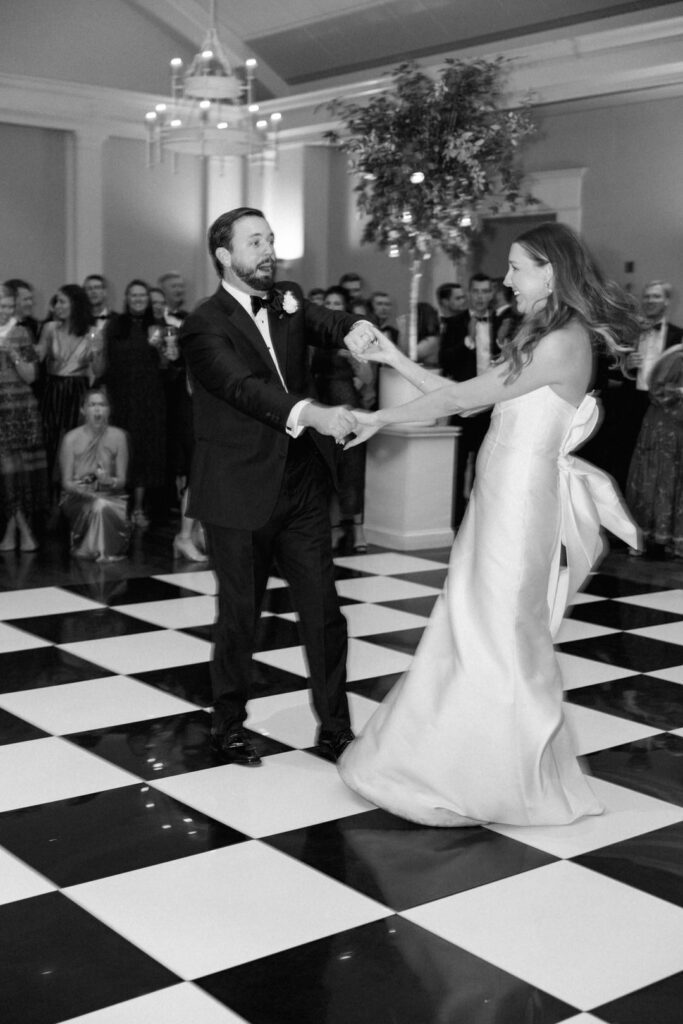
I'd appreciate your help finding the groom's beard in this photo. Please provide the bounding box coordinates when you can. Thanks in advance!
[231,255,276,292]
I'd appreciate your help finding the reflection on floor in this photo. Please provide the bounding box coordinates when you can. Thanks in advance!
[1,526,682,1024]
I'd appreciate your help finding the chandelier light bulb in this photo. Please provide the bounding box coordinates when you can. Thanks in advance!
[389,244,401,258]
[145,112,157,122]
[201,50,213,59]
[409,171,425,184]
[460,213,472,227]
[170,58,182,68]
[245,58,257,68]
[270,112,282,123]
[155,103,166,113]
[170,118,182,128]
[217,122,228,130]
[248,104,259,113]
[256,119,268,129]
[199,99,211,110]
[401,210,413,223]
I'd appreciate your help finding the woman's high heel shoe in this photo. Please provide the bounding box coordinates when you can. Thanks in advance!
[173,535,208,562]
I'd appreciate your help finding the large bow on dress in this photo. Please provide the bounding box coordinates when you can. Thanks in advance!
[548,395,641,635]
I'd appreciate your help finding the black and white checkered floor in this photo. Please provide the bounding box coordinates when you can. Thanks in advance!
[1,538,682,1024]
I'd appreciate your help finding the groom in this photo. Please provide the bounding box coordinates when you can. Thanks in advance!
[180,207,377,766]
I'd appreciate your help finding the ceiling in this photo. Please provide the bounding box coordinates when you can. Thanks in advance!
[125,0,683,97]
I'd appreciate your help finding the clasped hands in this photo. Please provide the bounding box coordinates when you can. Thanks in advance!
[304,322,397,447]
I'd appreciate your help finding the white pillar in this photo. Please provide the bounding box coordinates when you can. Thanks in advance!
[65,127,108,281]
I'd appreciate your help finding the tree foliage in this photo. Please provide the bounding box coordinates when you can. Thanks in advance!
[324,59,536,261]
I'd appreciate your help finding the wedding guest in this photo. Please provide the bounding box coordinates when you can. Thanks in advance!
[36,284,100,491]
[308,288,325,306]
[626,344,683,558]
[158,272,188,322]
[100,280,166,527]
[4,279,40,342]
[312,286,372,552]
[59,387,130,562]
[83,274,116,333]
[339,272,364,302]
[0,284,47,552]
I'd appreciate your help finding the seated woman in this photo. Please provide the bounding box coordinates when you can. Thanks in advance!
[59,387,131,562]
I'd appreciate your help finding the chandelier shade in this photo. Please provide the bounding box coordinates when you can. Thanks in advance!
[144,1,280,163]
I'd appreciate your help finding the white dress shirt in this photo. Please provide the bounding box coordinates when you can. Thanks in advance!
[636,320,666,391]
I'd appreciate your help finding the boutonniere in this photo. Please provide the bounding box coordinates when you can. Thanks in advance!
[282,290,299,315]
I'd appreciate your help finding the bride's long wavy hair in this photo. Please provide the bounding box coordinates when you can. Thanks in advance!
[501,222,643,382]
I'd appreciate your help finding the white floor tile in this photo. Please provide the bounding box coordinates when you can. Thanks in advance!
[245,690,378,749]
[555,619,617,643]
[488,777,683,858]
[615,589,683,613]
[121,595,217,629]
[0,676,199,734]
[0,737,138,812]
[334,553,447,575]
[629,621,683,646]
[59,630,212,675]
[648,665,683,684]
[154,749,373,837]
[402,860,683,1010]
[0,846,56,906]
[557,1015,614,1024]
[342,601,429,637]
[65,842,389,979]
[59,983,249,1023]
[563,701,661,755]
[0,621,52,653]
[335,576,441,604]
[567,592,604,606]
[0,586,102,620]
[557,652,637,691]
[252,637,413,681]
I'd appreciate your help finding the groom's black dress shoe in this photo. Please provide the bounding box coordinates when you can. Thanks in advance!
[317,728,355,762]
[210,729,262,766]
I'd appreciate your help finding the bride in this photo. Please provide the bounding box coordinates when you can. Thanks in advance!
[339,222,642,828]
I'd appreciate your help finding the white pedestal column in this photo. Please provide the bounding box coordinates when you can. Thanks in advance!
[364,423,460,550]
[65,128,107,282]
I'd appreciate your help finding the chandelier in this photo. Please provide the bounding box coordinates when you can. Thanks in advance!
[144,0,281,164]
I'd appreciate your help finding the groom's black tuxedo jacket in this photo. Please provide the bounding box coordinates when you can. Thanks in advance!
[179,281,362,531]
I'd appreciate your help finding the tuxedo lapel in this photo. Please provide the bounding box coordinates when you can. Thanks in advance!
[215,286,285,382]
[268,311,290,386]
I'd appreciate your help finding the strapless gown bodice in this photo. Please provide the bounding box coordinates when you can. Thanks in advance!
[339,386,638,828]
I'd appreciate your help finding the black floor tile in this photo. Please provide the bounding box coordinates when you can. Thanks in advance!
[0,707,49,745]
[573,820,683,908]
[557,632,683,673]
[59,576,200,605]
[582,575,666,598]
[594,969,683,1024]
[264,809,557,911]
[568,599,683,630]
[132,662,213,707]
[586,734,683,806]
[0,647,111,693]
[361,627,425,656]
[198,916,576,1024]
[347,672,402,702]
[66,711,291,779]
[378,594,439,617]
[6,607,162,644]
[0,891,177,1024]
[565,674,683,731]
[0,783,247,887]
[393,568,448,589]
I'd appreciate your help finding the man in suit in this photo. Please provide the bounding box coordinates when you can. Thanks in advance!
[438,273,497,525]
[180,207,377,767]
[603,279,683,489]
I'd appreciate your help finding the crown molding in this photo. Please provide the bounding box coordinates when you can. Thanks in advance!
[1,15,682,144]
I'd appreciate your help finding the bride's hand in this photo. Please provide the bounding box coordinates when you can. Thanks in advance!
[345,325,398,366]
[344,410,381,449]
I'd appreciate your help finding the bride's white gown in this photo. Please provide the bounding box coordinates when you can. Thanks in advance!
[339,386,638,827]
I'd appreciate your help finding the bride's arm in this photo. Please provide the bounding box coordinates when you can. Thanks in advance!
[359,327,585,425]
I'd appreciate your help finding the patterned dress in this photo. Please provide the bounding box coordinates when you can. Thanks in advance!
[626,345,683,555]
[0,323,48,526]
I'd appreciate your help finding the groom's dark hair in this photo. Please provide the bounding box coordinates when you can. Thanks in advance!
[208,207,265,276]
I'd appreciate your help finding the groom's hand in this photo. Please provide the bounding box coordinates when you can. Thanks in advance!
[344,320,378,357]
[300,402,357,442]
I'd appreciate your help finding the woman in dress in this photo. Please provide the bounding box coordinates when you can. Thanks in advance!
[626,344,683,557]
[339,222,642,828]
[36,284,100,491]
[0,284,48,552]
[59,387,130,562]
[101,280,166,527]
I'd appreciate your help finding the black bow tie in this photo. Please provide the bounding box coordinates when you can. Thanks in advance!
[251,290,283,316]
[649,322,662,331]
[473,315,489,322]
